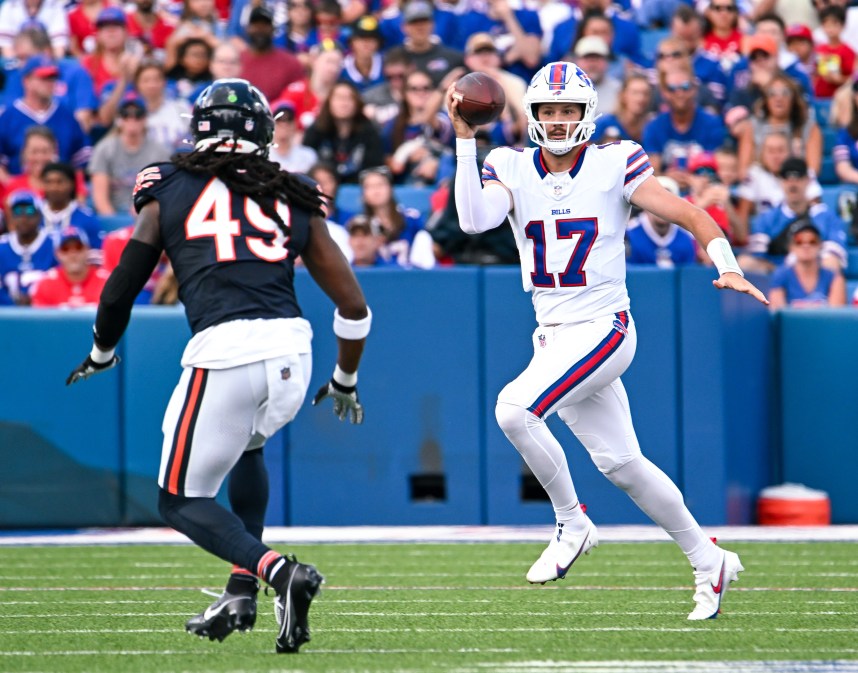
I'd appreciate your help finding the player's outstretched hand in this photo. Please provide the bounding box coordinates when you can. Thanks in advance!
[312,379,364,424]
[445,83,476,140]
[66,354,121,386]
[713,272,770,305]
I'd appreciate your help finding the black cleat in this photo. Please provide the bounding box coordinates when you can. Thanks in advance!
[273,561,324,654]
[186,588,258,642]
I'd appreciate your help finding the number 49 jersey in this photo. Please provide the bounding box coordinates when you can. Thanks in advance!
[482,141,653,325]
[133,162,311,335]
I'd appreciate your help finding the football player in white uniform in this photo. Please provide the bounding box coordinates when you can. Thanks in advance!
[447,62,768,620]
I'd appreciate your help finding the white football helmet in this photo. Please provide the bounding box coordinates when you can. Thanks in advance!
[524,62,599,155]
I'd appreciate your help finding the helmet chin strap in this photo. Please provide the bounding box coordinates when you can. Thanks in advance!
[194,137,263,154]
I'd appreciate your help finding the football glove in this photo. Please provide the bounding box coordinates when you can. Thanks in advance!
[66,354,121,386]
[312,379,364,424]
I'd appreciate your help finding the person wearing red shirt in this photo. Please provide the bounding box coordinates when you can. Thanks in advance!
[31,226,109,307]
[126,0,176,52]
[814,5,855,99]
[701,0,743,71]
[68,0,113,55]
[239,6,304,102]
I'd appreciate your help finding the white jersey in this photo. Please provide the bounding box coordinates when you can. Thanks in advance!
[482,141,653,324]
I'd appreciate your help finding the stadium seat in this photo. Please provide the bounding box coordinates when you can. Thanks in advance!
[640,28,670,62]
[819,157,838,185]
[335,184,434,220]
[847,247,858,279]
[812,98,832,127]
[820,185,845,216]
[98,213,134,231]
[823,127,840,154]
[846,279,858,302]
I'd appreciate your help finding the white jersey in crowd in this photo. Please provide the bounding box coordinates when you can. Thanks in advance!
[481,140,653,325]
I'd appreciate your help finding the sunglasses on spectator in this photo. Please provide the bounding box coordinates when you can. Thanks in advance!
[793,236,820,246]
[665,81,694,92]
[766,87,792,97]
[11,204,38,216]
[656,49,685,60]
[406,85,433,93]
[749,50,772,61]
[693,167,718,178]
[59,241,85,252]
[710,4,738,12]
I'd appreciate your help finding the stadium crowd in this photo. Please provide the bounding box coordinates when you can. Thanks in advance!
[0,0,856,307]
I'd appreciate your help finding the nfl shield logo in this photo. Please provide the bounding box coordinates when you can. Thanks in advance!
[280,367,291,380]
[553,183,562,197]
[245,119,255,131]
[538,334,546,348]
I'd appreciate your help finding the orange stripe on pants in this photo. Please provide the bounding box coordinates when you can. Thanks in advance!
[168,368,205,494]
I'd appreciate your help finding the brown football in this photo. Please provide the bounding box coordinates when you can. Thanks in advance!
[452,72,506,126]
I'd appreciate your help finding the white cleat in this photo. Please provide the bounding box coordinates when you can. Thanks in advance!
[526,518,598,584]
[687,549,744,620]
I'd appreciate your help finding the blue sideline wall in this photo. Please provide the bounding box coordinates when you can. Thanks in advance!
[1,267,845,529]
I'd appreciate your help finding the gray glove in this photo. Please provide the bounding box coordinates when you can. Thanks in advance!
[66,354,121,386]
[312,379,364,424]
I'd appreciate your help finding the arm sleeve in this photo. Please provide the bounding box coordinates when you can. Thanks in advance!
[454,139,511,234]
[93,239,162,350]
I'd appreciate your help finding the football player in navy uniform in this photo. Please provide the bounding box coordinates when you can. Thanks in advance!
[66,79,372,653]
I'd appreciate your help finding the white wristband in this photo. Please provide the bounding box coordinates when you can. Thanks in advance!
[333,307,372,340]
[90,344,115,364]
[333,364,357,387]
[456,137,477,157]
[706,238,744,277]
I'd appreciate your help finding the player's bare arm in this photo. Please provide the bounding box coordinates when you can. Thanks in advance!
[302,214,370,423]
[66,201,164,384]
[630,175,769,305]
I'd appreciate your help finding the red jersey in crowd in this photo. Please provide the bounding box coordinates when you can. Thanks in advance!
[814,43,856,98]
[31,265,109,307]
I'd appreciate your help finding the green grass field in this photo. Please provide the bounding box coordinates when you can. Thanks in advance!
[1,541,856,673]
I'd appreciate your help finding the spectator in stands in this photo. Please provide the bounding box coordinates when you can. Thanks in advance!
[82,7,137,97]
[279,42,344,131]
[650,37,722,115]
[166,37,213,102]
[239,6,304,103]
[739,157,847,272]
[309,0,347,49]
[40,162,103,257]
[308,162,347,224]
[668,6,731,107]
[568,13,623,82]
[383,69,454,186]
[453,0,542,82]
[89,95,171,216]
[377,0,458,52]
[736,72,822,180]
[164,0,224,71]
[593,72,653,144]
[685,151,736,240]
[642,64,727,189]
[0,191,57,306]
[400,1,465,87]
[572,36,622,115]
[269,100,318,173]
[2,127,58,204]
[31,227,109,307]
[0,0,69,59]
[701,0,743,73]
[68,0,112,56]
[226,0,287,52]
[341,15,385,93]
[126,0,177,58]
[302,82,386,184]
[736,131,791,233]
[0,57,92,178]
[811,0,858,55]
[282,0,316,67]
[754,13,814,93]
[346,214,399,267]
[358,165,435,268]
[754,0,818,31]
[769,222,846,308]
[363,46,414,130]
[187,41,241,103]
[4,24,99,133]
[833,84,858,185]
[814,5,856,99]
[547,0,645,69]
[785,24,817,83]
[134,59,191,150]
[627,175,699,267]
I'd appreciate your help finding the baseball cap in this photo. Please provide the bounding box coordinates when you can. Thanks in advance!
[272,99,296,121]
[249,5,274,24]
[789,220,821,240]
[465,32,496,55]
[574,36,610,58]
[779,157,808,179]
[118,92,147,115]
[785,24,813,42]
[21,55,59,79]
[8,190,40,210]
[58,226,90,248]
[743,33,777,56]
[403,0,433,23]
[688,152,719,174]
[346,214,381,234]
[351,15,381,41]
[96,6,128,27]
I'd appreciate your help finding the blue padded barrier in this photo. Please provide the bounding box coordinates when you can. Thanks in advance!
[335,184,434,220]
[98,213,135,232]
[780,309,858,522]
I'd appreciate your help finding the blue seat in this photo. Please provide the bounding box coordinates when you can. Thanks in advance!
[818,157,839,185]
[812,98,833,127]
[820,185,844,216]
[846,279,858,301]
[640,28,670,63]
[98,213,134,231]
[823,127,840,154]
[335,184,435,220]
[847,248,858,279]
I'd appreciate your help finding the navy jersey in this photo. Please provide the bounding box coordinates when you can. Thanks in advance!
[132,162,311,335]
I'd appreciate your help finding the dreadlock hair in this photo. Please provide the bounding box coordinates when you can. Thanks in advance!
[172,141,326,238]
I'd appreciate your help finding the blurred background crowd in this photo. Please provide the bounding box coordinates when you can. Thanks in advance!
[1,0,857,309]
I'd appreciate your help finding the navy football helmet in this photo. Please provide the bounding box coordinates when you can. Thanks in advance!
[191,78,274,154]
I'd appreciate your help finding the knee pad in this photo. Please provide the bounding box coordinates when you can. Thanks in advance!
[495,401,541,437]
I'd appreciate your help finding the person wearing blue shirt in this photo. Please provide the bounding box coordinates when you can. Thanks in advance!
[0,191,57,305]
[768,223,846,308]
[627,176,699,267]
[339,15,385,93]
[345,214,403,267]
[642,67,727,179]
[39,162,104,263]
[739,158,848,273]
[548,0,646,69]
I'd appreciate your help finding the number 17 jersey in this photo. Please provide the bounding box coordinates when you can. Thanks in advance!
[482,141,653,325]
